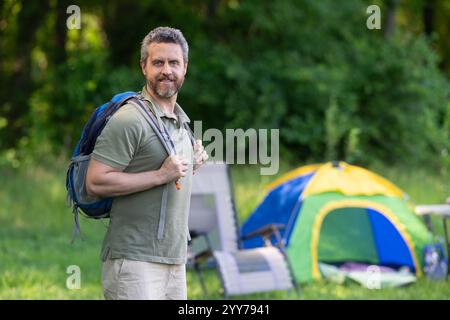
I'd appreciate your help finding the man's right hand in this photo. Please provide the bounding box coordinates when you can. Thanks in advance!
[159,155,189,184]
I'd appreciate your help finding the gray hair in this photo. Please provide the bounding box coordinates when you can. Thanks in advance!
[140,27,189,65]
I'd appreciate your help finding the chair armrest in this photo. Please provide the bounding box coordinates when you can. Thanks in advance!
[188,231,214,264]
[194,249,212,263]
[189,230,204,239]
[241,223,285,241]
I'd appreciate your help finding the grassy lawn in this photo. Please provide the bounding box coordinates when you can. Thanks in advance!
[0,160,449,299]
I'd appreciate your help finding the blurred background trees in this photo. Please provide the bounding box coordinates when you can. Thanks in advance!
[0,0,449,170]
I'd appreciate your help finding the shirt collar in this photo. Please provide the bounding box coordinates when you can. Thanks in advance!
[141,85,190,124]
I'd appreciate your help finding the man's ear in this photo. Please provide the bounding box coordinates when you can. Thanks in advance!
[184,62,188,75]
[140,60,146,75]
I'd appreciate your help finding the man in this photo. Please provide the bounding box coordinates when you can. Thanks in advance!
[86,27,208,300]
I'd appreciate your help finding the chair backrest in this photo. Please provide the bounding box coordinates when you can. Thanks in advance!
[189,162,240,253]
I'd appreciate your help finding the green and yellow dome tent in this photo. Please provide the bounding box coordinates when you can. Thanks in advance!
[241,161,432,283]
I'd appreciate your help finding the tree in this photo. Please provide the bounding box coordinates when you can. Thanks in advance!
[0,1,49,150]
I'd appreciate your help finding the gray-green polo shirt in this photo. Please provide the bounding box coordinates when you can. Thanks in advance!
[92,86,193,265]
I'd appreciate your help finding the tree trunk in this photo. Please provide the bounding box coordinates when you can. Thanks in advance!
[103,2,142,66]
[207,0,221,19]
[1,1,49,149]
[423,0,435,36]
[53,0,69,65]
[384,0,399,39]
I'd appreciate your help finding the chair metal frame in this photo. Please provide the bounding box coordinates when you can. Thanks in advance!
[188,163,299,298]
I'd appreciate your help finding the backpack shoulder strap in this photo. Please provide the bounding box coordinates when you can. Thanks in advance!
[131,94,195,150]
[127,96,176,156]
[183,122,195,147]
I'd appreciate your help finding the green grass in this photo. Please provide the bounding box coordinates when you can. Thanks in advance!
[0,161,449,299]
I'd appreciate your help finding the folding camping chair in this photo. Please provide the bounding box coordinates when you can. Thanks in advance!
[188,162,298,298]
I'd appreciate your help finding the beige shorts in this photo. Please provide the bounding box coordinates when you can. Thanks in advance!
[102,258,187,300]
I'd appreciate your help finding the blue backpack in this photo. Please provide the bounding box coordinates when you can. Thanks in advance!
[423,241,448,280]
[66,91,194,242]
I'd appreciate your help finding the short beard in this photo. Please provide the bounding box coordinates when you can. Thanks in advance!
[149,77,184,99]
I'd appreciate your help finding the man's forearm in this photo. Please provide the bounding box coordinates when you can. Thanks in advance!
[88,169,166,198]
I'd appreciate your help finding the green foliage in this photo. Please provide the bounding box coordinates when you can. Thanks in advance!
[182,0,450,167]
[0,0,449,169]
[347,34,449,167]
[346,127,364,164]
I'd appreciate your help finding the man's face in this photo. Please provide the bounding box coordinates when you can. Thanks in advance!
[141,42,187,99]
